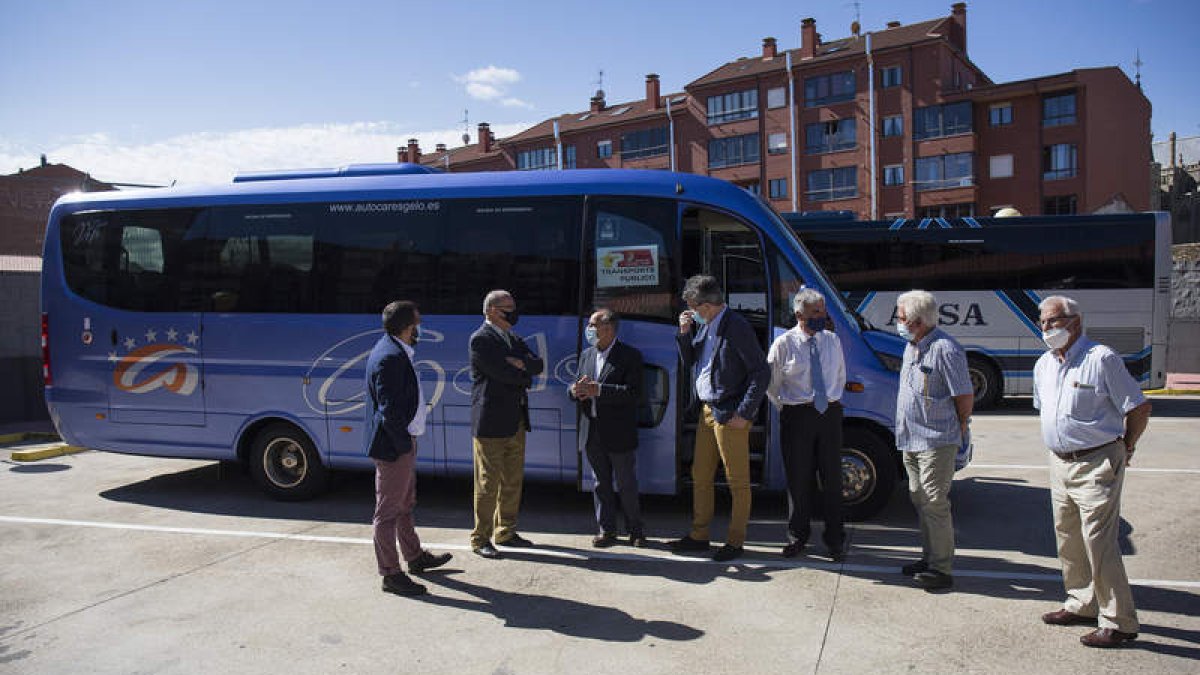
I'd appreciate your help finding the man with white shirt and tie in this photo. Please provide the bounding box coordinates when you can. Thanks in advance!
[767,289,847,561]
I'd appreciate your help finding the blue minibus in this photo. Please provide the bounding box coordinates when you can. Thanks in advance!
[42,166,907,518]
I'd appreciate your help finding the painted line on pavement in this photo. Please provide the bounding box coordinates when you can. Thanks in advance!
[968,464,1200,474]
[2,515,1197,589]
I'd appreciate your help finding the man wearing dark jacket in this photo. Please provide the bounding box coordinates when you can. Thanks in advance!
[365,300,451,596]
[570,309,646,548]
[468,290,545,559]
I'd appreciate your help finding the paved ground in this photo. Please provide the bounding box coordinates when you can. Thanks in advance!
[1,397,1198,674]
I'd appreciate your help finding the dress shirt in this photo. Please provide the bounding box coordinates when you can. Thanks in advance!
[894,327,971,453]
[766,327,846,408]
[397,339,428,437]
[694,306,728,403]
[1033,336,1145,455]
[591,340,616,415]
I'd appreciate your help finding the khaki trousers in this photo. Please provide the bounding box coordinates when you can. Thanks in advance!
[1049,439,1139,633]
[470,429,526,547]
[902,444,957,575]
[690,405,752,547]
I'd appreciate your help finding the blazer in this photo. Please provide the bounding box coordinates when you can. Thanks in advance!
[363,334,419,461]
[677,307,770,424]
[569,340,644,454]
[469,322,545,438]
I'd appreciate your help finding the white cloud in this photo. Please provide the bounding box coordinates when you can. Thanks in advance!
[455,65,530,108]
[0,121,533,186]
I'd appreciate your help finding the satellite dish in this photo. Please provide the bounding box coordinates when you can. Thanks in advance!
[995,207,1023,217]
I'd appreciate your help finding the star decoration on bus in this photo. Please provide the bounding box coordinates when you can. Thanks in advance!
[145,329,157,343]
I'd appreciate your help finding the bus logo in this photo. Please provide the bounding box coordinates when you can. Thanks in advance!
[113,344,199,395]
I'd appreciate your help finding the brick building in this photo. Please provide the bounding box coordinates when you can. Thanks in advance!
[413,3,1151,218]
[0,158,115,256]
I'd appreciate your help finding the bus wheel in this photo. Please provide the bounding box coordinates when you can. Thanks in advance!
[249,423,328,501]
[841,427,896,522]
[968,355,1002,410]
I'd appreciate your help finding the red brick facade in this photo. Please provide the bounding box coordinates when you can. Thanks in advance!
[0,161,114,256]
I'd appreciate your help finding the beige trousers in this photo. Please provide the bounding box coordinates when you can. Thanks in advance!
[689,405,752,547]
[470,429,526,547]
[902,444,957,575]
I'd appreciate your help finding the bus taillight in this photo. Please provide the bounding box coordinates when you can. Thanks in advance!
[41,313,52,386]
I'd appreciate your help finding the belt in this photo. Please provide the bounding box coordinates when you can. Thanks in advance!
[1055,439,1120,462]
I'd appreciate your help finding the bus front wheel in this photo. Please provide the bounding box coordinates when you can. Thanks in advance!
[968,355,1002,410]
[841,427,896,522]
[249,423,328,501]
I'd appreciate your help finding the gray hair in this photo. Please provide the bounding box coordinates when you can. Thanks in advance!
[793,288,825,312]
[592,307,620,330]
[897,290,937,327]
[681,275,723,306]
[482,289,512,315]
[1039,295,1081,320]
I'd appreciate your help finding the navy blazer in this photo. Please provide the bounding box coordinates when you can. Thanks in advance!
[569,340,644,454]
[469,322,545,439]
[677,308,770,424]
[363,334,420,461]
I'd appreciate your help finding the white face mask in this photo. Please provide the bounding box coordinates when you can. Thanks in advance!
[585,326,599,347]
[896,321,914,342]
[1042,327,1071,350]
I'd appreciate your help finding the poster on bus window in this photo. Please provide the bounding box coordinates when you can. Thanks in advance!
[596,245,659,288]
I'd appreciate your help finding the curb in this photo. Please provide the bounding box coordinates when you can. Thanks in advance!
[0,431,60,445]
[10,444,89,462]
[1144,389,1200,396]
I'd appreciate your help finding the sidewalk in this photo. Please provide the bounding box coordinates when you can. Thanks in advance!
[1165,372,1200,391]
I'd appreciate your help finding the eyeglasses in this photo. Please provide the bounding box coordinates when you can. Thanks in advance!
[1039,314,1076,329]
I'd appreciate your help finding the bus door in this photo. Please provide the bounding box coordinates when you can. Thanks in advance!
[579,197,681,495]
[679,204,771,487]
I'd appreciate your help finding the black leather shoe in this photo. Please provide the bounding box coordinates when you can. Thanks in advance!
[629,534,648,548]
[1080,628,1137,648]
[827,545,846,563]
[472,543,501,559]
[1042,609,1097,626]
[669,535,711,554]
[901,560,929,576]
[914,570,953,590]
[781,541,804,558]
[498,533,534,548]
[713,544,744,562]
[408,550,452,574]
[381,572,427,596]
[592,533,618,548]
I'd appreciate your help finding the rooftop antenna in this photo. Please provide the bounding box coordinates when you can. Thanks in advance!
[847,0,862,34]
[460,109,470,146]
[1133,49,1143,90]
[594,68,605,97]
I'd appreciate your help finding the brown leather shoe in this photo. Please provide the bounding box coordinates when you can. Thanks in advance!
[1080,628,1137,648]
[1041,609,1097,626]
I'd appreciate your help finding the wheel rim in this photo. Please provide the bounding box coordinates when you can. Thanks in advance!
[263,437,308,488]
[841,447,877,505]
[969,366,988,400]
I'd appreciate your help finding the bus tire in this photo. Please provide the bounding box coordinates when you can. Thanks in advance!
[841,426,896,522]
[248,423,328,501]
[967,354,1002,410]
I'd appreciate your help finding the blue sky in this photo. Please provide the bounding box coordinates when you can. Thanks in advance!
[1,0,1196,185]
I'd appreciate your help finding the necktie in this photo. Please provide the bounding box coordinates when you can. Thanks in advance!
[810,338,828,414]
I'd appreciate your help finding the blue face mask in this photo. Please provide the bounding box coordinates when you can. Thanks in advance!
[691,310,707,326]
[804,317,826,333]
[585,326,599,347]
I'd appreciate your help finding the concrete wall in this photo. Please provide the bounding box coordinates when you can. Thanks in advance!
[1168,258,1200,374]
[0,271,47,421]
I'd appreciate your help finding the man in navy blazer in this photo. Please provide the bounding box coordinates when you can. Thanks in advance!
[569,309,646,548]
[669,275,769,562]
[365,300,451,596]
[468,290,545,559]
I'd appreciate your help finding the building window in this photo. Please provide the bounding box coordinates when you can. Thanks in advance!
[913,101,973,140]
[882,115,903,137]
[1043,194,1078,215]
[914,152,974,191]
[806,167,856,201]
[804,71,856,106]
[989,154,1013,179]
[597,140,612,159]
[918,203,976,218]
[743,182,761,196]
[516,147,557,171]
[1043,92,1077,127]
[881,66,902,88]
[767,87,787,109]
[708,133,760,169]
[805,119,856,154]
[707,89,759,124]
[989,103,1012,127]
[621,126,669,161]
[767,132,788,155]
[884,164,904,186]
[563,145,576,169]
[769,178,788,199]
[1043,143,1078,180]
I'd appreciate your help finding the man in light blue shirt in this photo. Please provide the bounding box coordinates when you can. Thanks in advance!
[1033,295,1151,648]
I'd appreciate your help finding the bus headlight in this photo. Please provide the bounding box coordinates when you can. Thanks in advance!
[874,350,902,373]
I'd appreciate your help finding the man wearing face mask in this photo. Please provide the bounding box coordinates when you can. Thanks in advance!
[1033,295,1151,648]
[766,289,847,561]
[569,308,646,548]
[893,290,973,591]
[365,300,452,597]
[468,289,545,559]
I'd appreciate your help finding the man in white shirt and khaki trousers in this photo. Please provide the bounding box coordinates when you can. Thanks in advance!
[1034,295,1152,648]
[767,289,847,560]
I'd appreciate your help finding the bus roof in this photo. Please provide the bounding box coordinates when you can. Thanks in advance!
[782,212,1163,231]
